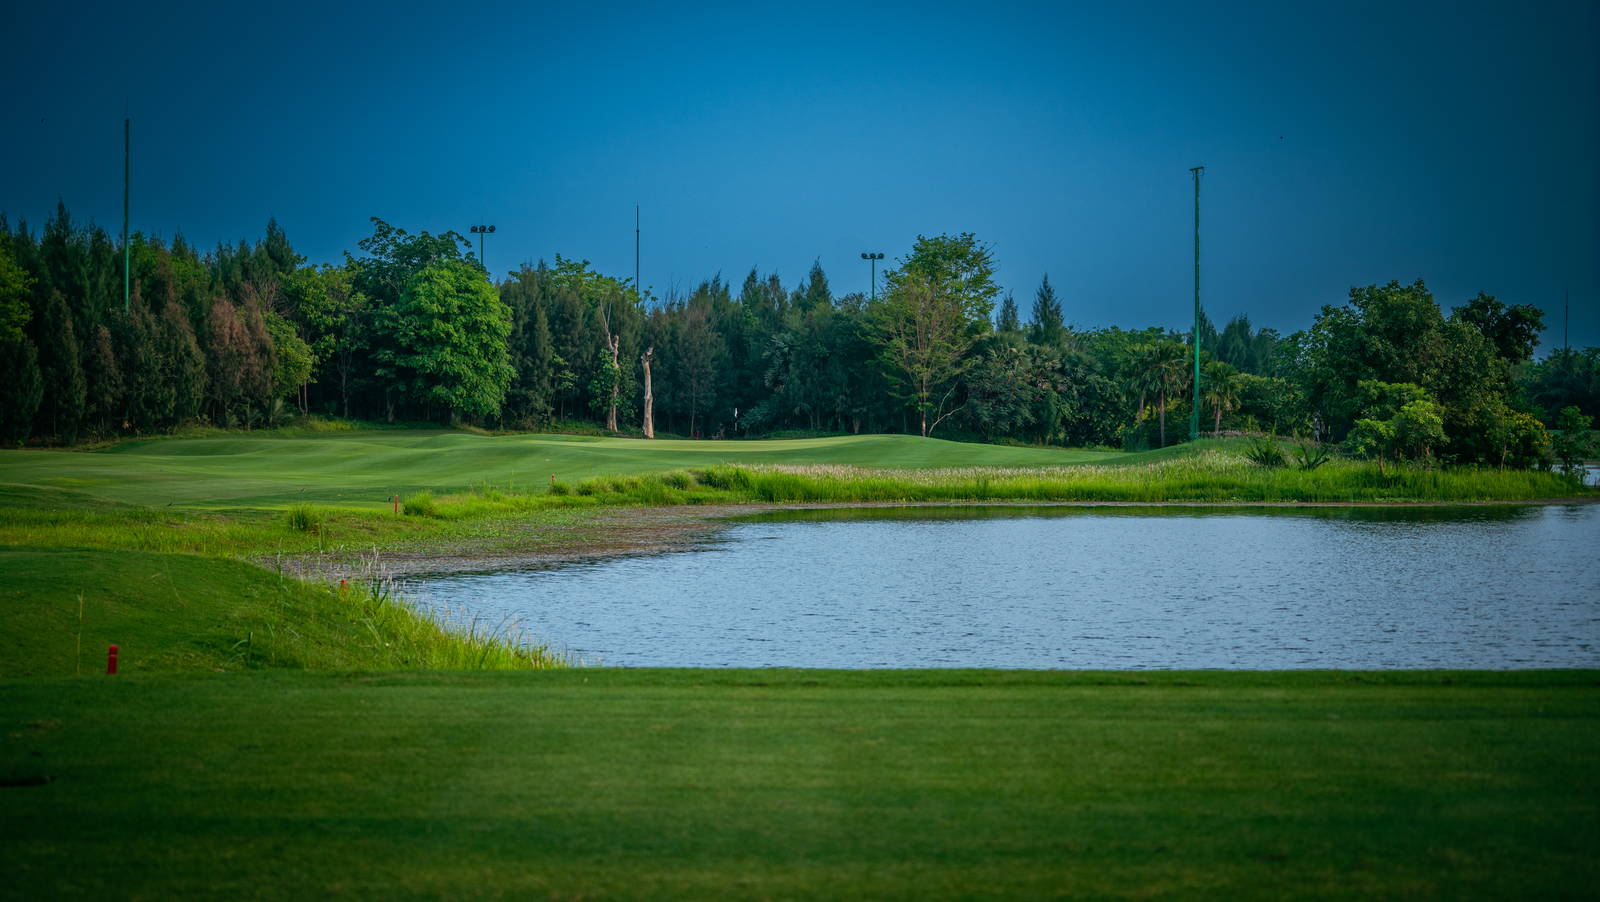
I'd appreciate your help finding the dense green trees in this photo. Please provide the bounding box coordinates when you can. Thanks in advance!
[373,259,511,420]
[0,206,1583,472]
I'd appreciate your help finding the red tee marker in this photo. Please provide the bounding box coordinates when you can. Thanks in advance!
[107,644,119,675]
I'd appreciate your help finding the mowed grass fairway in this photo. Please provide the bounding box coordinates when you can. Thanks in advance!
[2,429,1597,898]
[2,670,1597,901]
[0,431,1132,509]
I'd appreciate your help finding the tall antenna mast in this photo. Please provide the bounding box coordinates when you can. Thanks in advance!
[1189,165,1204,443]
[123,118,130,311]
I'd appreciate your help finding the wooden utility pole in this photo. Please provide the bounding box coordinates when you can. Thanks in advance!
[641,346,655,439]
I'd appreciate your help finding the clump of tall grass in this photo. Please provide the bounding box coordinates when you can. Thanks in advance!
[285,504,325,534]
[1243,437,1289,468]
[402,491,439,517]
[339,556,565,670]
[1292,443,1332,471]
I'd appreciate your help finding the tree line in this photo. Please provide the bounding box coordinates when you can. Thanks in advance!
[2,204,1595,468]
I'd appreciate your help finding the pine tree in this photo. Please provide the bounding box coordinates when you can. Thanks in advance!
[0,242,43,442]
[0,335,42,444]
[1029,274,1065,347]
[34,290,86,443]
[794,261,832,312]
[161,300,208,427]
[120,291,172,432]
[83,324,123,437]
[997,292,1021,333]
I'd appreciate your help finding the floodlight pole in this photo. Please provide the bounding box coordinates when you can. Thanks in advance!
[636,205,641,301]
[1189,165,1204,443]
[123,118,130,311]
[470,224,496,275]
[860,252,883,300]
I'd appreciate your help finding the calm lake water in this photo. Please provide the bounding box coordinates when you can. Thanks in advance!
[411,504,1600,669]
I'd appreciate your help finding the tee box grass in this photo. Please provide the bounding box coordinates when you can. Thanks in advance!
[2,670,1597,900]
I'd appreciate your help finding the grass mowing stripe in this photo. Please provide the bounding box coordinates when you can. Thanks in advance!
[2,671,1596,900]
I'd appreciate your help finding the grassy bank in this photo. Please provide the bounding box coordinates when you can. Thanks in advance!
[696,452,1588,503]
[0,547,560,678]
[2,669,1596,900]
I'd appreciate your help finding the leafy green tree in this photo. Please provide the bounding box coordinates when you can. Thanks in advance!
[1453,292,1543,364]
[281,264,365,416]
[1521,347,1600,422]
[586,347,620,423]
[263,310,313,411]
[1234,373,1305,435]
[373,259,512,421]
[349,218,470,307]
[1344,417,1396,472]
[1480,403,1549,469]
[1028,274,1065,347]
[1551,406,1597,478]
[871,270,981,437]
[1393,400,1446,463]
[962,335,1038,440]
[884,233,999,326]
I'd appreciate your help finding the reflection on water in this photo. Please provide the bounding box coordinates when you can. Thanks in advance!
[412,504,1600,669]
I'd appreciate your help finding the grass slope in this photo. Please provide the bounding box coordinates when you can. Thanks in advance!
[3,670,1596,900]
[0,547,558,678]
[0,432,1130,508]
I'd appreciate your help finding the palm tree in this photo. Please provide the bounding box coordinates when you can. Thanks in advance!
[1202,361,1242,436]
[1150,341,1190,447]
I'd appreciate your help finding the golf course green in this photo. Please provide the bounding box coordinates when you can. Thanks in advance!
[2,428,1597,899]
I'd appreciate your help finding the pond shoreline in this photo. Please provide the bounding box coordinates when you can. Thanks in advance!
[276,494,1600,580]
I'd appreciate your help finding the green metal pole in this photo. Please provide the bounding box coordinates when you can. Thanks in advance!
[871,257,877,301]
[1189,165,1203,442]
[123,118,130,311]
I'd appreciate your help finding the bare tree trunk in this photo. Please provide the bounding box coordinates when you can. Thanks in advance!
[641,346,655,439]
[604,329,620,433]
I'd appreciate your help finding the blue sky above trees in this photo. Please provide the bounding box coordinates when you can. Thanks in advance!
[2,0,1595,350]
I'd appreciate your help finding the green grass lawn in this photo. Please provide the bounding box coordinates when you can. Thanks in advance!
[2,430,1595,898]
[2,669,1596,900]
[0,431,1135,509]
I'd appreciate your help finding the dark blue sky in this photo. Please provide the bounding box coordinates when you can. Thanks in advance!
[4,0,1596,350]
